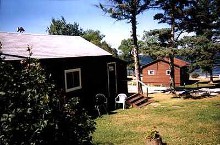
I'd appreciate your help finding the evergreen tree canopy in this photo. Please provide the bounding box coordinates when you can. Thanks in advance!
[183,0,220,41]
[47,16,84,36]
[118,38,144,69]
[82,29,118,56]
[142,28,176,60]
[153,0,194,89]
[179,36,220,77]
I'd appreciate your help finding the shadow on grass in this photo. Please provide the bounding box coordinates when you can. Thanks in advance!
[175,92,218,100]
[91,109,119,119]
[95,140,167,145]
[171,96,182,99]
[184,95,218,100]
[93,142,114,145]
[108,111,117,115]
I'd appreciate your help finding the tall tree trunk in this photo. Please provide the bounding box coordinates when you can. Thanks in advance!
[131,4,142,94]
[209,53,215,84]
[209,69,214,83]
[169,6,176,91]
[169,54,175,89]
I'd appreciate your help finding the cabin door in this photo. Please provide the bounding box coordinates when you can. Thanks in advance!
[107,62,118,100]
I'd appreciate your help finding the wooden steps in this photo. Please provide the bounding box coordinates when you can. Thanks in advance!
[126,93,153,108]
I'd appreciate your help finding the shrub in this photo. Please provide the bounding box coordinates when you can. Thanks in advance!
[0,47,95,145]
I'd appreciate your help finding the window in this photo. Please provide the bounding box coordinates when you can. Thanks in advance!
[166,70,171,75]
[64,68,82,92]
[148,70,155,75]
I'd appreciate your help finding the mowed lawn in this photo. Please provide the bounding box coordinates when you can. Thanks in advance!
[93,93,220,145]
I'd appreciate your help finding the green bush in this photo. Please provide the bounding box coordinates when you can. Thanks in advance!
[0,48,95,145]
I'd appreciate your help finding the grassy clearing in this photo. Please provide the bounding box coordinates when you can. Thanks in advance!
[92,94,220,145]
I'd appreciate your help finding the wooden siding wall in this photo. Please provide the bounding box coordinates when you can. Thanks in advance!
[142,61,181,86]
[41,56,127,112]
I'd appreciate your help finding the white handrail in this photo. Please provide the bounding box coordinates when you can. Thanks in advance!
[135,79,148,97]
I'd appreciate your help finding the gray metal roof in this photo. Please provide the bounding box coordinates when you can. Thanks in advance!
[0,32,111,60]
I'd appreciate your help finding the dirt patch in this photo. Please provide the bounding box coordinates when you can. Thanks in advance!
[172,105,182,108]
[149,103,161,107]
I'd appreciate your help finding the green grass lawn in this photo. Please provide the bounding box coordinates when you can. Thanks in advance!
[92,94,220,145]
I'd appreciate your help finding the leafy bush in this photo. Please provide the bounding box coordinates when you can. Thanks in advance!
[0,47,95,145]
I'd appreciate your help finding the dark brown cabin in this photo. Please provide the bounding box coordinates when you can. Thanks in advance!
[141,58,189,87]
[0,32,127,112]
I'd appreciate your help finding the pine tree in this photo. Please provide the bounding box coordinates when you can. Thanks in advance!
[97,0,152,93]
[47,16,84,36]
[182,0,220,82]
[153,0,193,90]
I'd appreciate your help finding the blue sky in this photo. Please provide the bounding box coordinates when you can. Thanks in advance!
[0,0,168,48]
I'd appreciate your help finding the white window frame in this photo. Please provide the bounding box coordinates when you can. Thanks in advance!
[166,70,171,75]
[64,68,82,92]
[148,70,155,75]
